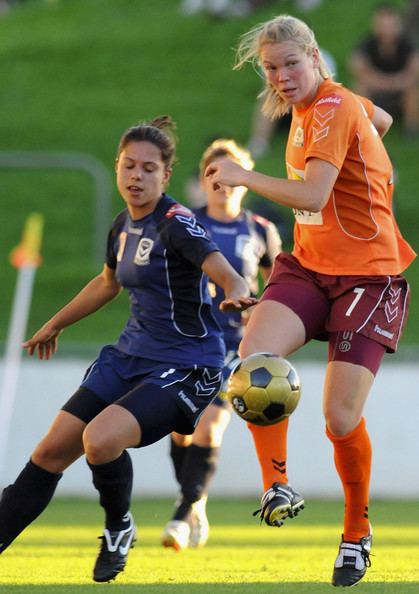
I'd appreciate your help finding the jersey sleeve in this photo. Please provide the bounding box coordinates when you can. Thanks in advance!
[304,91,360,171]
[161,211,220,268]
[354,93,374,119]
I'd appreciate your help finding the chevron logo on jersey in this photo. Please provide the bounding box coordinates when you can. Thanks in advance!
[176,215,207,238]
[313,107,336,127]
[312,107,337,143]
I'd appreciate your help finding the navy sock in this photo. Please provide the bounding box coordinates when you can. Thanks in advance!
[0,459,62,552]
[169,438,188,485]
[173,445,218,521]
[88,450,133,531]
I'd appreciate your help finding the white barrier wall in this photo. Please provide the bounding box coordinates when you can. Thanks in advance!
[1,359,418,498]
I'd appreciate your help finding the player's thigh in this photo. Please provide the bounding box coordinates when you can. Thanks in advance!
[240,300,306,358]
[83,404,141,463]
[115,383,195,448]
[242,252,330,358]
[192,402,231,448]
[32,410,86,472]
[116,366,223,448]
[323,361,375,435]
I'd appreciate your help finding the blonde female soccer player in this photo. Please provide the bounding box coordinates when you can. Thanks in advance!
[205,15,416,587]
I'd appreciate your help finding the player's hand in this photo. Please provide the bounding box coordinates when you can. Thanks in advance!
[22,323,62,360]
[204,159,247,188]
[219,296,258,313]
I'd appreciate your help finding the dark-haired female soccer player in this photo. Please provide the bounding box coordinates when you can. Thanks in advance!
[0,116,253,583]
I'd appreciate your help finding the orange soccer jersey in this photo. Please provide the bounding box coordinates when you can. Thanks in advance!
[286,79,416,275]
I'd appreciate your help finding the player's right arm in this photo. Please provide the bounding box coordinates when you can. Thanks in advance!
[23,264,122,359]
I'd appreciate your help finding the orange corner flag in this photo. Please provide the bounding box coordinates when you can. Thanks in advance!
[10,213,44,269]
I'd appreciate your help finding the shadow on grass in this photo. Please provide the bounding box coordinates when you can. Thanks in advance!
[1,583,418,594]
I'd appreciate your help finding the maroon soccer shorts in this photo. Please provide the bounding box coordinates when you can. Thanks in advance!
[261,253,411,372]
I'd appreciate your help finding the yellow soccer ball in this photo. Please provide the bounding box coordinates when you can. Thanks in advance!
[226,353,301,426]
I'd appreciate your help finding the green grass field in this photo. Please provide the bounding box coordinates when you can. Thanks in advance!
[0,0,418,351]
[1,498,418,593]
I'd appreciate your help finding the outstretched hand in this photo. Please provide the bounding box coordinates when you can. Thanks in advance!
[219,296,258,313]
[22,323,62,360]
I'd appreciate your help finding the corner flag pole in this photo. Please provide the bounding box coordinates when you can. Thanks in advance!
[0,214,44,483]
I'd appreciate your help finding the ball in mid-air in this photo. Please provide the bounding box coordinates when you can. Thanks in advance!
[226,353,301,426]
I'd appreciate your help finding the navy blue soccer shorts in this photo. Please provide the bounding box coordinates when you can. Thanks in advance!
[211,348,241,408]
[61,345,223,447]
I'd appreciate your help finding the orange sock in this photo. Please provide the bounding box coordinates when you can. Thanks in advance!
[326,417,371,542]
[247,418,289,490]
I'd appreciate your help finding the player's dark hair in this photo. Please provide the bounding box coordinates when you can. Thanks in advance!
[117,115,177,168]
[374,2,400,15]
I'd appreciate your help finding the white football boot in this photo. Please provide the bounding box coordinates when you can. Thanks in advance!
[189,496,209,547]
[161,520,190,551]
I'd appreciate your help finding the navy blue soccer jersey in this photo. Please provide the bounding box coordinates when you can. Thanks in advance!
[193,207,281,350]
[106,194,225,368]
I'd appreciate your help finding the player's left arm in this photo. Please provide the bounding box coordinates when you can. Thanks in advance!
[371,104,393,138]
[201,251,257,313]
[356,94,393,138]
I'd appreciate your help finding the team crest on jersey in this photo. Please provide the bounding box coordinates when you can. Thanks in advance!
[292,126,304,147]
[134,237,154,266]
[165,203,193,219]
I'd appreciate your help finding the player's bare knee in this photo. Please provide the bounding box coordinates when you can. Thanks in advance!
[83,428,118,465]
[83,432,103,464]
[32,439,72,473]
[326,413,360,437]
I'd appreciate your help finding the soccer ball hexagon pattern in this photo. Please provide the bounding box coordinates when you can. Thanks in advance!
[226,352,301,426]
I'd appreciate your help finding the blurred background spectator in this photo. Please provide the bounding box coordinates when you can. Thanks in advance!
[404,0,419,41]
[349,2,419,139]
[180,0,323,19]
